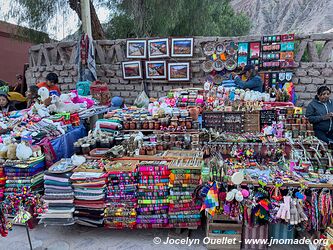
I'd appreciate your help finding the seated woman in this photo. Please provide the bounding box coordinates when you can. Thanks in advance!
[0,91,16,115]
[26,85,39,108]
[306,86,333,144]
[231,65,263,92]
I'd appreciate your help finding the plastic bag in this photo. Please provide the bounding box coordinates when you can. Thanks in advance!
[134,90,149,108]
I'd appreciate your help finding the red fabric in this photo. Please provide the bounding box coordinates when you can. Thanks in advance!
[37,138,56,168]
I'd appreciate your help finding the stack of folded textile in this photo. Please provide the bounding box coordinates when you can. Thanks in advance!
[3,156,45,215]
[104,161,138,229]
[94,119,122,133]
[70,172,107,227]
[136,161,170,229]
[40,159,75,225]
[168,166,202,228]
[0,162,5,201]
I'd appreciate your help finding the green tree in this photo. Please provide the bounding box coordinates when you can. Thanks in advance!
[5,0,106,40]
[4,0,251,41]
[106,0,251,39]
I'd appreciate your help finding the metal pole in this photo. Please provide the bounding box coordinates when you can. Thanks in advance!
[81,0,92,37]
[25,224,33,250]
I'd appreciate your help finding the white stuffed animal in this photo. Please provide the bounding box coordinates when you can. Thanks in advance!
[50,95,82,114]
[33,102,50,118]
[38,87,50,102]
[16,141,33,160]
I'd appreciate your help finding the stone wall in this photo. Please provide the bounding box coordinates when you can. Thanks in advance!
[26,33,333,106]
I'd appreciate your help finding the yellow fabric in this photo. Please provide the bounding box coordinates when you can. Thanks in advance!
[8,92,27,102]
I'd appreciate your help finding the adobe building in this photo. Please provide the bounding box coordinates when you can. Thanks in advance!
[0,21,49,85]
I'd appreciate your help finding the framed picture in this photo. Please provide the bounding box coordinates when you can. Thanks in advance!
[168,62,190,81]
[171,38,193,57]
[148,38,169,58]
[145,61,167,79]
[122,61,143,79]
[126,39,147,58]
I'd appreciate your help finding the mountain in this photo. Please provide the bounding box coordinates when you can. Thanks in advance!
[230,0,333,35]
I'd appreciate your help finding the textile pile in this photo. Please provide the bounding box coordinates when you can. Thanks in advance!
[71,172,107,227]
[40,160,74,225]
[136,162,170,229]
[104,161,138,228]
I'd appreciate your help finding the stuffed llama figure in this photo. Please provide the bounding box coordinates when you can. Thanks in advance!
[49,95,82,114]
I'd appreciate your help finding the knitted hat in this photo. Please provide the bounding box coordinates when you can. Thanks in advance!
[111,96,123,108]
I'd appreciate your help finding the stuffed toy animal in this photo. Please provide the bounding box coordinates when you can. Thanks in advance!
[16,140,33,160]
[276,196,291,221]
[296,200,308,222]
[49,95,82,114]
[7,142,17,160]
[70,90,94,108]
[33,102,50,118]
[289,198,299,225]
[38,87,50,102]
[0,143,7,158]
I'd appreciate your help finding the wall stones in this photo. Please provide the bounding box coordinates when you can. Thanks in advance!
[25,34,333,106]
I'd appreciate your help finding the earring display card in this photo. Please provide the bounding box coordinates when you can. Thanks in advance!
[261,33,295,70]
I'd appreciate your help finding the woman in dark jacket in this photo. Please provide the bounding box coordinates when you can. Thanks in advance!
[306,86,333,144]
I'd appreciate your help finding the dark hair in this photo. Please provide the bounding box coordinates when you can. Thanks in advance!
[317,86,331,96]
[29,85,39,93]
[46,73,58,84]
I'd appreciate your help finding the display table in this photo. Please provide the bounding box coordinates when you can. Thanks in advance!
[51,124,87,160]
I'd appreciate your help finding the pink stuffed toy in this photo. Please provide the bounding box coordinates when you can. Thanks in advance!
[71,90,94,108]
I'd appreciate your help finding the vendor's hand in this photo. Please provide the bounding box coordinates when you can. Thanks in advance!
[323,113,333,120]
[43,97,52,106]
[231,72,238,79]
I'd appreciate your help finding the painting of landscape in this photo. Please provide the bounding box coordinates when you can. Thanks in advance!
[148,38,169,58]
[168,62,190,81]
[146,61,166,79]
[122,61,142,79]
[127,40,146,58]
[171,38,193,57]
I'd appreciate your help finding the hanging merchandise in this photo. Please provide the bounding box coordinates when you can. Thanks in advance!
[237,42,249,67]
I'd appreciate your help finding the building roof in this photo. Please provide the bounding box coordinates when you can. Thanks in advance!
[0,20,51,43]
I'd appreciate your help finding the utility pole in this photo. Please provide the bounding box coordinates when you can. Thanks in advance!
[81,0,92,37]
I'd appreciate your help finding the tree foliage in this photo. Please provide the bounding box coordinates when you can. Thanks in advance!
[106,0,251,39]
[3,0,251,41]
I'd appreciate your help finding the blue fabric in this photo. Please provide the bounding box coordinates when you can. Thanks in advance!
[51,124,87,160]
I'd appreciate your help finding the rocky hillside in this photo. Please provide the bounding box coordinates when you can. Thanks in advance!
[230,0,333,35]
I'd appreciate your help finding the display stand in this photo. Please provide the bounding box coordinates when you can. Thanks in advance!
[206,213,242,250]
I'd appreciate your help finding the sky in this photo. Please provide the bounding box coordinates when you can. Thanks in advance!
[0,0,109,41]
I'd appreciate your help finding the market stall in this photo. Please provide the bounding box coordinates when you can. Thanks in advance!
[1,33,333,250]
